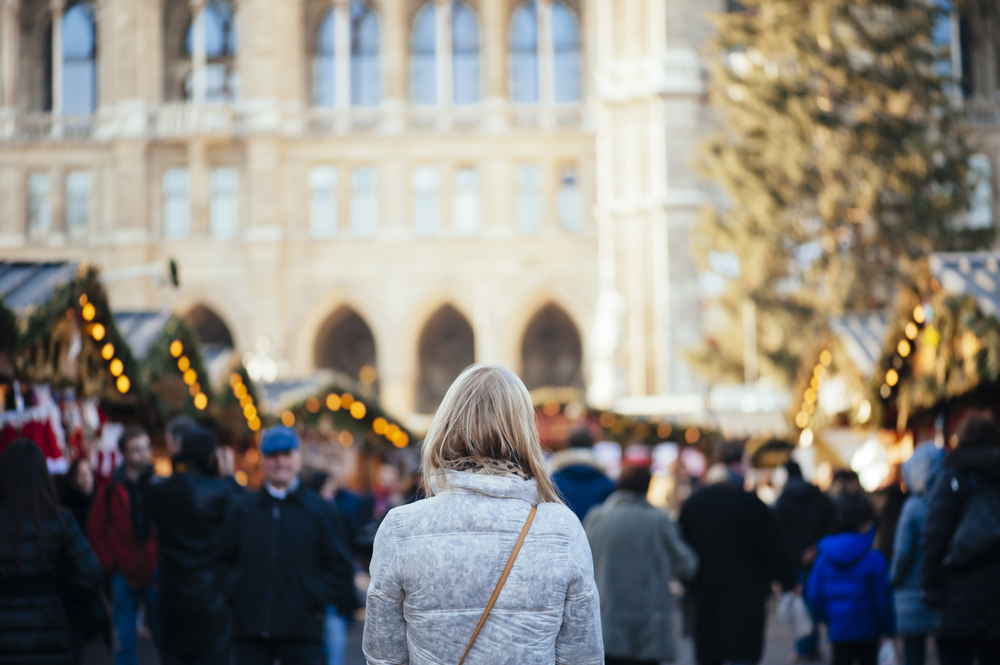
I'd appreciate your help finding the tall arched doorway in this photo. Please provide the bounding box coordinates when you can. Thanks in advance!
[314,307,377,386]
[520,303,583,390]
[183,304,234,348]
[416,305,475,413]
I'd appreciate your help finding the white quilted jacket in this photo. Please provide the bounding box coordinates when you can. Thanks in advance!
[362,470,605,665]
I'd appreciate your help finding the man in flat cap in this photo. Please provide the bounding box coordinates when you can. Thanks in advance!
[219,426,356,665]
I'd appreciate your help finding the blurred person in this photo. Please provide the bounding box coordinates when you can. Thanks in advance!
[164,415,196,458]
[806,493,893,665]
[219,426,355,665]
[828,469,863,499]
[147,425,237,665]
[318,471,362,542]
[363,365,604,665]
[773,460,835,662]
[306,471,361,665]
[921,415,1000,665]
[890,442,946,665]
[87,426,160,665]
[871,464,907,559]
[679,442,795,665]
[585,465,698,665]
[0,438,102,665]
[61,456,96,530]
[550,425,615,521]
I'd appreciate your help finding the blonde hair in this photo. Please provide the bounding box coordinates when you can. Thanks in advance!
[421,364,562,504]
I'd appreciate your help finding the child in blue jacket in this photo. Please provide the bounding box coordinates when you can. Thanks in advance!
[806,493,894,665]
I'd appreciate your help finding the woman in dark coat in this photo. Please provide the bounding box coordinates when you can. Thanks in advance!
[147,425,238,665]
[921,415,1000,665]
[0,438,102,665]
[60,457,95,530]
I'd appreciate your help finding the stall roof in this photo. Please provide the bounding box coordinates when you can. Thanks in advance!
[930,252,1000,318]
[828,311,891,377]
[0,261,78,313]
[114,310,173,361]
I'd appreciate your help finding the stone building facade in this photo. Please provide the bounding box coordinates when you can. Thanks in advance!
[0,0,721,427]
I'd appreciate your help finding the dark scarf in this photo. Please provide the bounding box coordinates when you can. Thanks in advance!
[441,456,531,480]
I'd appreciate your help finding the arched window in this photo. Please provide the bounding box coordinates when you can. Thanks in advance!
[315,307,377,387]
[351,0,381,106]
[520,303,583,390]
[552,1,580,103]
[416,305,475,413]
[508,1,538,104]
[313,9,335,107]
[184,305,235,348]
[409,3,436,106]
[62,2,97,114]
[452,2,480,104]
[185,0,238,102]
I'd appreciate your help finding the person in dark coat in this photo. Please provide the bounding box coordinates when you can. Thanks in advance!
[550,425,615,521]
[774,460,835,662]
[0,438,102,665]
[679,442,796,665]
[220,427,356,665]
[921,415,1000,665]
[806,494,894,665]
[148,424,237,665]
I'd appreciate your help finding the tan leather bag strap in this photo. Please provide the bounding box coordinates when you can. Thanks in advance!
[458,504,537,665]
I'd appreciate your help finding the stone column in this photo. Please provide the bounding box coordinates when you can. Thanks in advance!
[434,0,452,109]
[334,0,350,110]
[190,0,207,103]
[537,0,554,127]
[481,0,506,130]
[51,0,64,113]
[381,0,406,132]
[1,0,20,111]
[188,139,208,235]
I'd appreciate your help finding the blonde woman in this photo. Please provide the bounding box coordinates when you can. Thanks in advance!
[363,365,604,665]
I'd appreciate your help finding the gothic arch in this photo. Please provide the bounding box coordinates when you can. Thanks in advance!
[415,304,475,413]
[183,304,235,348]
[314,306,377,385]
[520,302,583,390]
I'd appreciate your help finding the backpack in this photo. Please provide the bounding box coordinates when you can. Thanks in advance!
[942,473,1000,569]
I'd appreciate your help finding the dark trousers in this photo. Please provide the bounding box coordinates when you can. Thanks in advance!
[832,640,879,665]
[234,640,323,665]
[938,639,1000,665]
[161,651,229,665]
[606,659,659,665]
[903,636,929,665]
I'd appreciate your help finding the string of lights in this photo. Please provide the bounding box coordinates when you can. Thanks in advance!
[80,293,132,395]
[169,339,209,410]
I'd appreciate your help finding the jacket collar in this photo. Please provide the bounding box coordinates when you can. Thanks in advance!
[429,469,540,505]
[605,490,648,507]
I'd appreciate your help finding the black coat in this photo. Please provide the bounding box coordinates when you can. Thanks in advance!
[773,476,835,568]
[147,468,237,656]
[219,482,356,644]
[680,479,796,665]
[920,444,1000,641]
[0,507,101,665]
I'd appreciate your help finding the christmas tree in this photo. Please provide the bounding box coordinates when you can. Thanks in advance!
[691,0,992,387]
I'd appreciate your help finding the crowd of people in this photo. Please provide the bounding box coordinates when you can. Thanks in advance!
[1,363,999,665]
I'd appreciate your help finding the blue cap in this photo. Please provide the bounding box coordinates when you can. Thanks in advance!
[260,426,300,455]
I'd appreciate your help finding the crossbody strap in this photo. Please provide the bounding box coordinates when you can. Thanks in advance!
[458,504,537,665]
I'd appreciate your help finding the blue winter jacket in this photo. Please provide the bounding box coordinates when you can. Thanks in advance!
[890,442,945,636]
[550,449,616,522]
[806,528,894,643]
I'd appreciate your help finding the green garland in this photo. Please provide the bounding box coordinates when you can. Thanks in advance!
[18,266,141,398]
[0,299,17,361]
[282,385,415,451]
